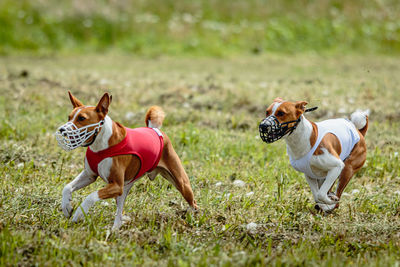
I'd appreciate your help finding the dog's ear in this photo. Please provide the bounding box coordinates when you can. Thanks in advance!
[95,93,111,116]
[274,97,284,103]
[295,101,308,115]
[68,91,84,108]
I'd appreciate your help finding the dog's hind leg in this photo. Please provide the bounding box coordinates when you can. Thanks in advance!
[158,143,198,210]
[335,138,367,202]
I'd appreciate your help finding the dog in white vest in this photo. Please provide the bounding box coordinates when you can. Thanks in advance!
[259,98,368,212]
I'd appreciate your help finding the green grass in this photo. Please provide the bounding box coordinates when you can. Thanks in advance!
[0,54,400,266]
[1,0,400,56]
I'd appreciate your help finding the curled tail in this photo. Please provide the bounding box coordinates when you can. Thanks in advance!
[145,106,165,129]
[350,110,369,137]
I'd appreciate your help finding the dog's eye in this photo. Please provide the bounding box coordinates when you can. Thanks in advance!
[78,116,86,121]
[266,110,271,116]
[276,111,285,117]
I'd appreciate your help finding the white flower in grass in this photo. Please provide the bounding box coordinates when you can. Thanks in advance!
[394,152,399,157]
[246,222,258,233]
[245,191,254,197]
[394,191,400,195]
[342,192,350,197]
[215,182,222,187]
[17,163,24,169]
[233,180,246,187]
[351,189,360,195]
[233,251,246,256]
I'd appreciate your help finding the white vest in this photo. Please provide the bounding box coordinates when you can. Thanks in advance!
[288,119,360,179]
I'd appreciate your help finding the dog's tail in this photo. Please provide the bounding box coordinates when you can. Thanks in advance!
[145,106,165,129]
[350,110,369,137]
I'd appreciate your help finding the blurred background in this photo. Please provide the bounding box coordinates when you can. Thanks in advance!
[1,0,400,56]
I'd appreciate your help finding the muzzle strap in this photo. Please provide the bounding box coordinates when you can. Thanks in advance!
[305,107,318,113]
[259,106,318,143]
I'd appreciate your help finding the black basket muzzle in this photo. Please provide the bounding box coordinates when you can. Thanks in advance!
[259,116,299,143]
[259,106,318,144]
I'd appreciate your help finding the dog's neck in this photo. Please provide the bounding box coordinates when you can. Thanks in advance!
[89,115,127,152]
[284,115,315,160]
[89,115,113,152]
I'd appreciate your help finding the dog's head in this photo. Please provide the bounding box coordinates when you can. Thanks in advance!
[259,98,308,143]
[55,91,112,151]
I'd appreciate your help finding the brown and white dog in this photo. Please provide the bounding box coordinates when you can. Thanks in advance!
[259,98,368,212]
[56,92,198,230]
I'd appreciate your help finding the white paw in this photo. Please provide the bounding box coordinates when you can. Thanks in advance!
[62,201,73,218]
[61,191,73,218]
[328,192,339,201]
[112,220,123,231]
[316,202,336,213]
[317,192,338,205]
[71,207,84,223]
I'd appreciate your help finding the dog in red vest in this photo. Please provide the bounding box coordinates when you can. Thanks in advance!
[56,92,198,230]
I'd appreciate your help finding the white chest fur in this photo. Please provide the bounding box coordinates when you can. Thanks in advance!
[86,115,113,183]
[285,115,313,160]
[89,115,113,153]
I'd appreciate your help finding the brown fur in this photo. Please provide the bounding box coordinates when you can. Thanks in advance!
[67,91,198,209]
[145,106,165,128]
[265,98,368,211]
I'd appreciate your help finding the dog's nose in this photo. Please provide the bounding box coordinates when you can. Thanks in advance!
[259,121,267,128]
[259,119,270,130]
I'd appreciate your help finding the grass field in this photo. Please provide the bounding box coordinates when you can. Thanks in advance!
[0,54,399,266]
[1,0,400,55]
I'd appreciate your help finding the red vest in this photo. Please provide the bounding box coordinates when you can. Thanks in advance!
[86,127,164,184]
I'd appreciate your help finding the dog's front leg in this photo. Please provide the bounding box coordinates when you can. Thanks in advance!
[72,181,123,223]
[316,162,344,205]
[305,176,336,212]
[112,181,135,231]
[305,175,319,202]
[62,168,96,218]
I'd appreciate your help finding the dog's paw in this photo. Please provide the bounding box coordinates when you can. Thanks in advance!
[191,200,199,211]
[61,200,73,218]
[112,222,122,231]
[328,192,339,202]
[316,202,337,213]
[317,192,338,205]
[71,207,84,223]
[112,219,124,231]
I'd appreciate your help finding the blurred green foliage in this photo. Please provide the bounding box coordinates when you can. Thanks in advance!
[0,0,400,55]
